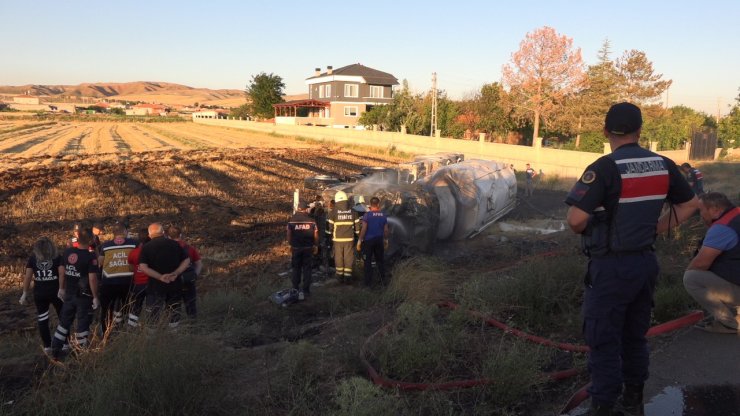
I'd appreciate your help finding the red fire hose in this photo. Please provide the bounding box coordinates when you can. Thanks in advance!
[359,321,584,392]
[361,301,704,402]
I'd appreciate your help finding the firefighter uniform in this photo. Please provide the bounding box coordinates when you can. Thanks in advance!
[327,193,355,281]
[51,247,98,358]
[288,208,317,294]
[566,141,694,409]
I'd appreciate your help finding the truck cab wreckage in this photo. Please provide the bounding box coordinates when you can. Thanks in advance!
[302,153,517,257]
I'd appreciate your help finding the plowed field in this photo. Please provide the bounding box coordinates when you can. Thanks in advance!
[0,120,322,171]
[0,119,404,334]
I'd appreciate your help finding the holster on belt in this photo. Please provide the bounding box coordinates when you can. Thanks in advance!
[581,211,610,258]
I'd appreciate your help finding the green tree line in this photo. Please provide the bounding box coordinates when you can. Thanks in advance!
[239,28,740,153]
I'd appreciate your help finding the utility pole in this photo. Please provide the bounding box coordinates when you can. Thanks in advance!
[716,97,721,125]
[665,87,669,109]
[430,72,438,137]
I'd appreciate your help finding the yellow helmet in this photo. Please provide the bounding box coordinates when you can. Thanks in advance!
[335,190,348,202]
[356,195,366,204]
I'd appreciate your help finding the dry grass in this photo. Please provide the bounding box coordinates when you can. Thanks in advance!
[384,256,455,304]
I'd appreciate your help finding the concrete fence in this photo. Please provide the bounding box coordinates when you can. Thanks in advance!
[194,118,694,179]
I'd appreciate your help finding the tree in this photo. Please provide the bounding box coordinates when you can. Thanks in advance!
[641,105,706,150]
[474,83,513,137]
[245,72,285,119]
[230,104,251,120]
[719,106,740,149]
[580,40,622,132]
[616,50,672,105]
[502,26,588,145]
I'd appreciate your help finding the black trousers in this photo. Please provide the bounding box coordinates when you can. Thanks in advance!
[51,291,94,355]
[362,237,386,286]
[99,283,130,334]
[147,282,182,326]
[182,280,197,318]
[291,247,313,292]
[34,288,63,348]
[128,283,147,327]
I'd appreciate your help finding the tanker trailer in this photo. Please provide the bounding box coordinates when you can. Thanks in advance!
[419,159,517,240]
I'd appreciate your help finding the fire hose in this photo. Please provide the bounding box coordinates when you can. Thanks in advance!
[360,301,704,409]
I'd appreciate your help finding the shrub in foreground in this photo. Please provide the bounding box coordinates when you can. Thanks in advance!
[12,331,234,416]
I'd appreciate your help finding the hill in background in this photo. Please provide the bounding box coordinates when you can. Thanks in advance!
[0,81,248,108]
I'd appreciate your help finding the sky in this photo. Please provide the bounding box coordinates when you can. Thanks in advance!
[1,0,738,115]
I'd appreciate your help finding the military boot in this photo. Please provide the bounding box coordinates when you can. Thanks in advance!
[616,383,645,416]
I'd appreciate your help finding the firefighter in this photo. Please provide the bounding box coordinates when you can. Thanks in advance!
[287,201,318,300]
[98,223,137,335]
[566,102,698,415]
[51,228,100,359]
[20,237,64,354]
[352,195,368,240]
[327,191,355,282]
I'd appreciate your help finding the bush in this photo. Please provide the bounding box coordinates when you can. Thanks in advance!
[12,331,234,416]
[385,256,454,305]
[456,255,583,336]
[376,303,450,380]
[269,341,326,415]
[481,338,546,406]
[332,377,401,416]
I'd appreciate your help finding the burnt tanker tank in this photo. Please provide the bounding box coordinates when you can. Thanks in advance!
[304,154,516,257]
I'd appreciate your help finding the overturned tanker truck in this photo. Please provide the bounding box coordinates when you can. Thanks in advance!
[303,153,517,257]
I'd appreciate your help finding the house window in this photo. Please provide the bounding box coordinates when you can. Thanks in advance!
[318,86,324,98]
[370,85,384,98]
[325,85,331,98]
[344,84,358,98]
[344,106,358,117]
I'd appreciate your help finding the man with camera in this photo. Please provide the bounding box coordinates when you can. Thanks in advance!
[684,192,740,334]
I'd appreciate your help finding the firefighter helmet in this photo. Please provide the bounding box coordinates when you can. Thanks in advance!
[335,190,348,202]
[356,195,365,205]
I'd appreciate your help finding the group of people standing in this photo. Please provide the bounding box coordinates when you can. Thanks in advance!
[20,221,201,360]
[287,190,389,300]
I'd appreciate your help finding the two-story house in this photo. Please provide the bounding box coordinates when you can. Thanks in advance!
[274,64,398,129]
[307,64,398,128]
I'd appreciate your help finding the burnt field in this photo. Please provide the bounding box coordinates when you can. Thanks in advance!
[0,146,405,333]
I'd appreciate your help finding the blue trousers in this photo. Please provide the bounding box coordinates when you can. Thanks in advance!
[583,252,658,406]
